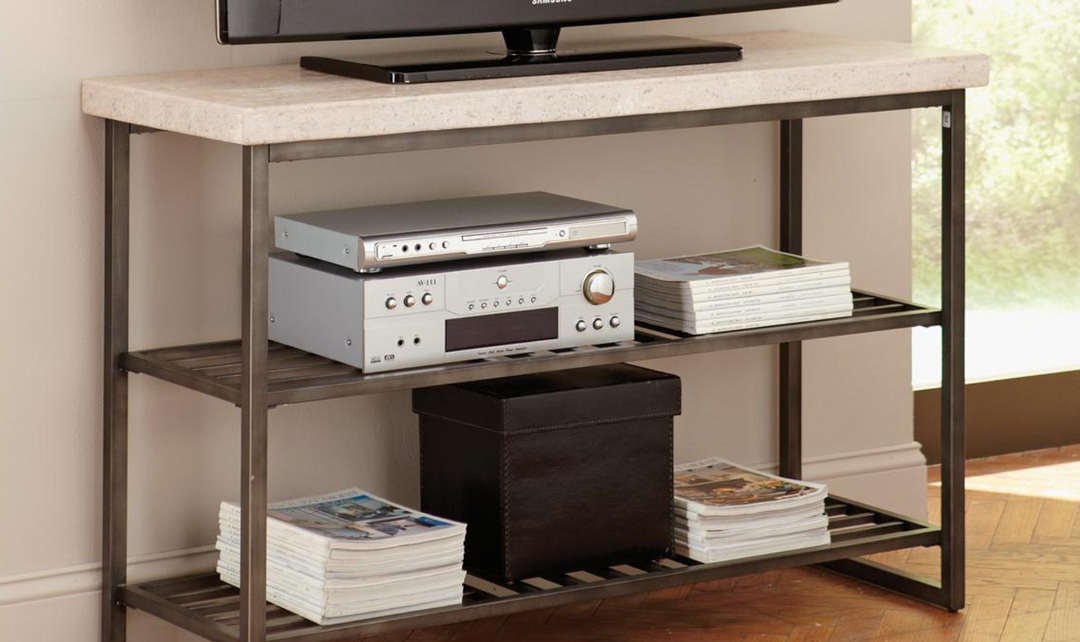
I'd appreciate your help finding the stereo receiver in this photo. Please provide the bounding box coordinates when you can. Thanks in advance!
[275,192,637,272]
[269,249,635,373]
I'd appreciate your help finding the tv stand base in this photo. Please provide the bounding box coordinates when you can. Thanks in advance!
[300,34,742,84]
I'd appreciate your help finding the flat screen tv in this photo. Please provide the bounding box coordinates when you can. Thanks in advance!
[217,0,839,83]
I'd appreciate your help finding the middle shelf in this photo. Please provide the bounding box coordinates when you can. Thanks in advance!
[122,290,939,407]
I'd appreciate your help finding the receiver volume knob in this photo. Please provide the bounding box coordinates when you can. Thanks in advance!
[582,270,615,305]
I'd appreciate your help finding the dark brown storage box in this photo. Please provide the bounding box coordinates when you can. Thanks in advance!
[412,364,681,583]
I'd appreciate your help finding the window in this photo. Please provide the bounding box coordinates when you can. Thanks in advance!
[912,0,1080,387]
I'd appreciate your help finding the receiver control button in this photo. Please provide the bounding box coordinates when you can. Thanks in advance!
[592,317,605,330]
[610,315,621,328]
[403,295,416,308]
[575,320,588,333]
[385,297,398,310]
[421,293,434,306]
[582,270,615,305]
[496,275,509,289]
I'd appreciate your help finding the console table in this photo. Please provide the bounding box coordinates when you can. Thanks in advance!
[82,30,989,642]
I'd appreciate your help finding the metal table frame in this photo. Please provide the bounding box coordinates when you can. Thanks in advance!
[101,88,965,642]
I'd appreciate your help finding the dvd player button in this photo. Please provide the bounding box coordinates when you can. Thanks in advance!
[481,302,487,309]
[530,296,537,303]
[593,317,605,331]
[610,315,621,328]
[575,320,588,333]
[518,298,525,305]
[496,275,509,289]
[442,241,450,249]
[404,295,416,308]
[468,303,475,311]
[422,293,434,306]
[429,242,437,250]
[385,297,398,310]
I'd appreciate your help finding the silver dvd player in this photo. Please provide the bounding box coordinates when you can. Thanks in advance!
[274,192,637,272]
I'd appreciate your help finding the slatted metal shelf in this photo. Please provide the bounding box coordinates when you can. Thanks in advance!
[122,290,939,407]
[119,495,939,642]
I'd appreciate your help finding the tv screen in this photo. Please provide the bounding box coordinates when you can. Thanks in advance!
[217,0,839,83]
[218,0,837,44]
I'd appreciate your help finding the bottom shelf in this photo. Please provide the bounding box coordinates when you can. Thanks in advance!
[121,495,940,642]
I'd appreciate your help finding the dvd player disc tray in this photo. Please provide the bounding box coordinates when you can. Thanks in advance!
[275,192,637,272]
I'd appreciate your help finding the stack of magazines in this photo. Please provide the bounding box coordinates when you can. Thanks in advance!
[216,488,467,626]
[634,246,853,335]
[673,457,830,563]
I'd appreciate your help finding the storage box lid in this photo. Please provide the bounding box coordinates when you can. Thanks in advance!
[412,364,681,434]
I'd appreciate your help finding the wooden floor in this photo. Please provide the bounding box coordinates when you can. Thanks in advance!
[375,445,1080,642]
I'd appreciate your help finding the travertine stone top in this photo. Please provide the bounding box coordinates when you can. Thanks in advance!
[81,31,988,146]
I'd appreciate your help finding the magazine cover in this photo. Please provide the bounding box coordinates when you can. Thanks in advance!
[220,488,465,548]
[673,457,827,515]
[635,246,847,285]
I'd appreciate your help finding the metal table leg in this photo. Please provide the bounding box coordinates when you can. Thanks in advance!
[779,119,804,480]
[939,89,966,612]
[819,93,967,612]
[239,145,271,642]
[102,119,131,642]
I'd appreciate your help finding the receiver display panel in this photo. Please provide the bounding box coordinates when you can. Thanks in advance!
[445,308,559,353]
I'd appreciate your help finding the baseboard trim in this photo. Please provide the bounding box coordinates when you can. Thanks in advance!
[757,441,926,482]
[915,369,1080,464]
[760,441,928,518]
[0,545,217,607]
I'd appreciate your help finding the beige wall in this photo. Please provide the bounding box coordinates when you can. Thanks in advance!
[0,1,916,639]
